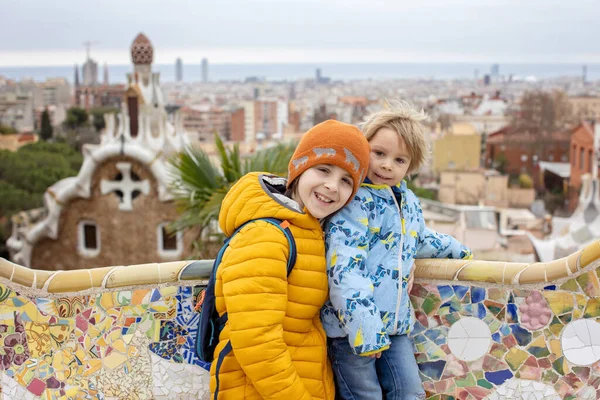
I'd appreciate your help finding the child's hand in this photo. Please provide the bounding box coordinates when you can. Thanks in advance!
[367,352,383,359]
[407,263,416,294]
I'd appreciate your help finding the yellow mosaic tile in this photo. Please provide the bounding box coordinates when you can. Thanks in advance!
[25,322,53,358]
[505,347,529,371]
[550,339,562,358]
[584,298,600,318]
[542,292,574,315]
[102,351,128,370]
[131,289,151,305]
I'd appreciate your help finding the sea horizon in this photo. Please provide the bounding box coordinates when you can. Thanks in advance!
[0,62,596,84]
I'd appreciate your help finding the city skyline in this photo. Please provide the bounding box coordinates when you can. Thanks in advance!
[2,0,600,66]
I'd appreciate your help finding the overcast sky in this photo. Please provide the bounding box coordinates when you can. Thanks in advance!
[2,0,600,66]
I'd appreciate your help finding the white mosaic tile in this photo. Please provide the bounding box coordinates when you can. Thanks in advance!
[484,378,561,400]
[151,353,210,399]
[561,319,600,365]
[448,317,491,362]
[1,372,37,400]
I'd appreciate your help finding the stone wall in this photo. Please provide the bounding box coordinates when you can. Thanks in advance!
[0,240,599,399]
[30,156,197,270]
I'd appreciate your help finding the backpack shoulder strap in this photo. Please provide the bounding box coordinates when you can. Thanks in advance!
[229,217,297,276]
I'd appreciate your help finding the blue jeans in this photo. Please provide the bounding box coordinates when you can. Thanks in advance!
[328,335,426,400]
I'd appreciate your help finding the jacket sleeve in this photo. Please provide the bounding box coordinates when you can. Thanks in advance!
[326,196,391,355]
[220,222,312,400]
[413,197,473,260]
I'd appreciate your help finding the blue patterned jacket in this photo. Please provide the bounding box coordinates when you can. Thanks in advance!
[321,180,472,355]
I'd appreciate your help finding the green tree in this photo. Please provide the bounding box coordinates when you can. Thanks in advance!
[169,135,296,256]
[0,125,17,135]
[91,107,119,132]
[40,109,53,141]
[0,141,83,258]
[65,107,89,129]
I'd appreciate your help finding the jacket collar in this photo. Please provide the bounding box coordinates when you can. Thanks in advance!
[361,177,407,197]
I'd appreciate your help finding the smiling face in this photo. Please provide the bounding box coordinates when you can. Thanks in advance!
[292,164,354,219]
[367,127,412,187]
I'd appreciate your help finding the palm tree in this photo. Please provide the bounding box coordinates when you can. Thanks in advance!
[169,134,297,257]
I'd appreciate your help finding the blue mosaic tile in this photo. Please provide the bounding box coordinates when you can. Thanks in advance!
[424,329,442,342]
[452,285,469,300]
[150,289,162,302]
[492,332,501,343]
[471,287,486,303]
[543,285,557,290]
[477,303,487,319]
[411,320,426,336]
[418,360,446,381]
[510,324,532,346]
[485,369,513,385]
[413,334,428,344]
[438,285,454,300]
[500,323,511,336]
[506,303,518,323]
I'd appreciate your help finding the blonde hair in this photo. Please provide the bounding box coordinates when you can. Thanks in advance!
[361,100,429,176]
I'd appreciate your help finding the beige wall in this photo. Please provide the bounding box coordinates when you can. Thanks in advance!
[433,134,481,175]
[439,171,510,207]
[569,96,600,121]
[30,156,196,270]
[507,188,536,208]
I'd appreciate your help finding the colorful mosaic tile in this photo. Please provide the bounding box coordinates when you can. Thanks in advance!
[0,257,598,399]
[409,268,600,399]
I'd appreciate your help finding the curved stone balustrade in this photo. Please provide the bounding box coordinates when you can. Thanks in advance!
[0,240,598,398]
[2,239,598,293]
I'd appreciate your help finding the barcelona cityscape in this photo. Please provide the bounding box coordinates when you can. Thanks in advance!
[1,1,600,399]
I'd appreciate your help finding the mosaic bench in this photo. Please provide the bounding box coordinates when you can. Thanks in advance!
[0,239,600,399]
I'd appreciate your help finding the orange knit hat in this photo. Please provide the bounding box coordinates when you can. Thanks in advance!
[287,120,370,203]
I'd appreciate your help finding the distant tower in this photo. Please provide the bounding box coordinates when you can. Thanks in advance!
[74,64,80,87]
[583,65,588,85]
[316,68,322,83]
[176,58,183,82]
[201,58,209,83]
[82,41,99,86]
[491,64,499,78]
[103,62,109,85]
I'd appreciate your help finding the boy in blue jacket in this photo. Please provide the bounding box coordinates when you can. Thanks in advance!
[322,101,472,400]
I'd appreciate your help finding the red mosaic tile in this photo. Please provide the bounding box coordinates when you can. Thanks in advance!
[502,335,518,348]
[26,378,46,396]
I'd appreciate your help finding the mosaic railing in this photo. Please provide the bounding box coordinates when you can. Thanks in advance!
[0,240,600,399]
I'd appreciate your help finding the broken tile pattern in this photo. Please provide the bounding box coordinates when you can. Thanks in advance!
[0,265,600,398]
[484,378,561,400]
[410,277,600,399]
[151,353,209,399]
[0,283,210,399]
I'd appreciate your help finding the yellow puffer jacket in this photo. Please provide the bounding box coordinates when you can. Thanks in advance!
[210,172,335,400]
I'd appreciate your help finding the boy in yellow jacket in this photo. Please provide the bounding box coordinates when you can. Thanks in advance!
[211,120,371,399]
